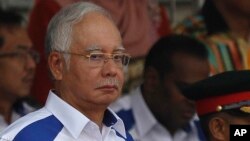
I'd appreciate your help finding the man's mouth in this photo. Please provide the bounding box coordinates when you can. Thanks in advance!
[96,85,118,91]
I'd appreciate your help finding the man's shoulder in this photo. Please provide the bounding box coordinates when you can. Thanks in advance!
[0,109,62,141]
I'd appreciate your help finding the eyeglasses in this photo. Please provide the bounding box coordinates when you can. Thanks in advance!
[0,49,40,64]
[58,51,131,68]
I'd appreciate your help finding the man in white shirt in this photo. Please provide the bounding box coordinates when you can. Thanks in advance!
[0,10,39,132]
[111,35,210,141]
[0,2,133,141]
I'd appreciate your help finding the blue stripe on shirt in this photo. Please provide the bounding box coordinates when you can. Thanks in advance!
[104,110,134,141]
[116,109,135,131]
[13,115,63,141]
[103,110,118,126]
[113,127,134,141]
[194,120,207,141]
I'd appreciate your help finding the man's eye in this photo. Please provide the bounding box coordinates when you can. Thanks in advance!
[113,54,123,62]
[15,52,26,57]
[8,52,25,59]
[90,54,104,61]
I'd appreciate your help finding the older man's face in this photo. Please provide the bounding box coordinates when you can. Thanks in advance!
[0,27,36,100]
[57,12,125,108]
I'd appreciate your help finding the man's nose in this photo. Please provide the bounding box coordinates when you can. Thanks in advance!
[101,59,118,77]
[25,54,37,70]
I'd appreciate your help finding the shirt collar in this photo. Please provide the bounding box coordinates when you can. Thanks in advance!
[13,101,25,116]
[131,87,158,136]
[45,90,126,139]
[201,0,229,35]
[45,90,90,139]
[131,86,194,136]
[104,107,127,138]
[0,115,8,131]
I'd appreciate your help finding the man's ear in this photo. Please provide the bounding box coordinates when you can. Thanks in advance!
[143,67,160,91]
[209,116,228,141]
[48,52,65,80]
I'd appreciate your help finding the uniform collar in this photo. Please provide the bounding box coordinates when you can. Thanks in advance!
[45,90,126,139]
[131,87,158,136]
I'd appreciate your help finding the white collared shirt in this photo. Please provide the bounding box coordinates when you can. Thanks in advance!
[110,87,206,141]
[0,102,36,132]
[0,90,132,141]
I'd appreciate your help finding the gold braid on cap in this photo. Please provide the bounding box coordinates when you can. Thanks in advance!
[240,106,250,113]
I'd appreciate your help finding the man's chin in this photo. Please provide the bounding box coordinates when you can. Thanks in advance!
[97,94,119,106]
[17,89,31,98]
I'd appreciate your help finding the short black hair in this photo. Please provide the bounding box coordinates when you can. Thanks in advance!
[0,9,23,25]
[144,34,208,76]
[0,9,24,47]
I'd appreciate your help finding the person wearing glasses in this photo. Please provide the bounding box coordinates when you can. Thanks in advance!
[0,2,133,141]
[0,10,40,132]
[110,34,210,141]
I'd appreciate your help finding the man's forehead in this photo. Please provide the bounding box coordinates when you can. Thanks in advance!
[0,44,30,52]
[0,28,32,51]
[70,12,122,53]
[0,25,24,33]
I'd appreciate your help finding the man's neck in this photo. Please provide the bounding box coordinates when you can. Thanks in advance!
[0,98,15,124]
[159,118,181,136]
[81,107,105,128]
[54,87,107,128]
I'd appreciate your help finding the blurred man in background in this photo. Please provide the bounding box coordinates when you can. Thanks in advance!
[111,34,210,141]
[0,9,39,131]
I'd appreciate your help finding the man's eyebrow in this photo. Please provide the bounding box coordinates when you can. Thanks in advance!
[85,45,102,52]
[113,46,125,52]
[113,45,125,52]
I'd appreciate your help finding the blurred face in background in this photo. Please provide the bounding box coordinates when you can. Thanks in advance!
[0,26,37,101]
[163,52,209,126]
[147,52,209,131]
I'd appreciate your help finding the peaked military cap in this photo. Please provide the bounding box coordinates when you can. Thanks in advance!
[183,70,250,116]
